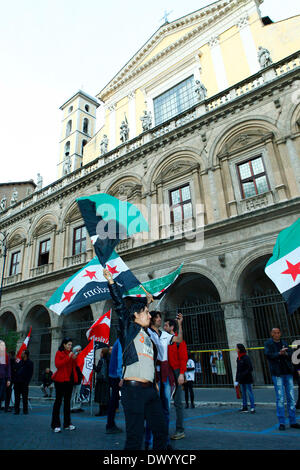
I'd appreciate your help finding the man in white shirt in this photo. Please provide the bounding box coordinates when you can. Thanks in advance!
[184,354,195,408]
[145,310,183,449]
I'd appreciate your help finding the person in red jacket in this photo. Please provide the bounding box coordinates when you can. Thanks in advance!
[50,338,78,433]
[164,318,188,441]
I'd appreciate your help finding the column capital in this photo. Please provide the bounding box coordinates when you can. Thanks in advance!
[237,15,249,31]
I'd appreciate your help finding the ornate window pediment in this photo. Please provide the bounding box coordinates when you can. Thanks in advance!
[33,220,57,237]
[155,160,196,185]
[219,130,273,157]
[7,233,26,249]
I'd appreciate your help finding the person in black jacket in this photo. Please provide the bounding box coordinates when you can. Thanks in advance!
[103,268,168,451]
[264,327,300,431]
[14,349,33,415]
[234,344,255,413]
[40,367,53,397]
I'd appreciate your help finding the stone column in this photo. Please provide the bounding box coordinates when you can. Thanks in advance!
[201,170,214,224]
[50,326,63,371]
[223,302,248,384]
[212,166,227,220]
[63,222,71,268]
[221,157,238,217]
[265,138,288,201]
[279,138,300,195]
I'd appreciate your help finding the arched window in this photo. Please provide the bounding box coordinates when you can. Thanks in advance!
[65,141,70,156]
[66,120,72,136]
[85,104,90,112]
[83,118,89,134]
[68,106,73,113]
[81,139,87,155]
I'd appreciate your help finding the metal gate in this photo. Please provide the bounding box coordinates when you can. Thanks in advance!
[165,299,233,387]
[242,290,300,385]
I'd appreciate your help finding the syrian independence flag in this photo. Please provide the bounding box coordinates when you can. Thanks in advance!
[76,338,95,387]
[86,309,111,349]
[76,193,148,266]
[124,263,183,299]
[46,251,140,316]
[265,218,300,314]
[16,326,32,362]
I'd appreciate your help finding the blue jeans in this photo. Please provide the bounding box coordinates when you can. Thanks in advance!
[241,384,255,409]
[145,378,171,448]
[272,375,296,425]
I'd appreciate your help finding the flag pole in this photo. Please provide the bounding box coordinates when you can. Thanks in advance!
[139,284,150,296]
[91,343,95,416]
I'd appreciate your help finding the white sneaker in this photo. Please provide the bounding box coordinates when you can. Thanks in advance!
[54,427,61,433]
[65,425,76,430]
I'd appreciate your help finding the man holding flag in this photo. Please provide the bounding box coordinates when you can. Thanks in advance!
[103,268,168,451]
[264,218,300,430]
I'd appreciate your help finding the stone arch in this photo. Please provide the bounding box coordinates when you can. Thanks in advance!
[6,227,27,250]
[63,200,83,225]
[148,147,204,193]
[160,262,227,310]
[210,117,281,167]
[289,101,300,135]
[21,303,52,383]
[0,310,18,332]
[104,175,143,201]
[228,246,275,300]
[61,305,94,350]
[29,212,58,239]
[60,190,90,225]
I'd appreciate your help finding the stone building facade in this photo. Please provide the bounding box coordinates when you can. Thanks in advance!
[0,0,300,385]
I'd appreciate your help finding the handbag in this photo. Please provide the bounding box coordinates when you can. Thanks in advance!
[235,384,242,399]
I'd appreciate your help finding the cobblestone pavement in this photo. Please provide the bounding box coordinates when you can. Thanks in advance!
[1,398,300,451]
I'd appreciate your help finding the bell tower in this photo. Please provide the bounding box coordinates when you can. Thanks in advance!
[58,90,99,178]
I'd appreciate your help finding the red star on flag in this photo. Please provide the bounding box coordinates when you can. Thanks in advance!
[136,294,142,298]
[62,287,76,303]
[107,264,119,275]
[83,270,97,280]
[281,260,300,282]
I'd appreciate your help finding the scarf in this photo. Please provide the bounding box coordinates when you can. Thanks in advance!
[237,352,246,361]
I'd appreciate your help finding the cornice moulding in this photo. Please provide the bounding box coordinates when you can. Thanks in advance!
[97,0,245,101]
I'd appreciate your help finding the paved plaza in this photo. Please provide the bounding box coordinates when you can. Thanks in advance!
[1,386,300,451]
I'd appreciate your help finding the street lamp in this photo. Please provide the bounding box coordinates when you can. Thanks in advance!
[0,231,9,307]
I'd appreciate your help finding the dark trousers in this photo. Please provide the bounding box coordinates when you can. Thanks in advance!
[0,378,7,404]
[5,383,13,410]
[14,382,29,413]
[184,380,194,405]
[121,382,168,450]
[51,381,73,429]
[173,369,184,432]
[106,378,120,429]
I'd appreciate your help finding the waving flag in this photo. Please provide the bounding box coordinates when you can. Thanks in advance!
[265,218,300,314]
[76,193,148,266]
[124,263,183,299]
[46,251,140,316]
[76,338,95,386]
[16,326,32,362]
[86,309,111,349]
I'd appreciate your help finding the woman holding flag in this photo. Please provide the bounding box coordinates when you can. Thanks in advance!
[50,338,78,433]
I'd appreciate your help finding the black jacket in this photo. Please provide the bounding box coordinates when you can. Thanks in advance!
[264,338,293,377]
[108,282,158,374]
[236,355,254,384]
[41,370,53,386]
[15,359,34,384]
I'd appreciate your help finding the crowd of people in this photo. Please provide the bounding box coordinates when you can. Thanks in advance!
[1,273,300,449]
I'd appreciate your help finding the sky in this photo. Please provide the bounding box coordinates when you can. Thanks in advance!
[0,0,299,188]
